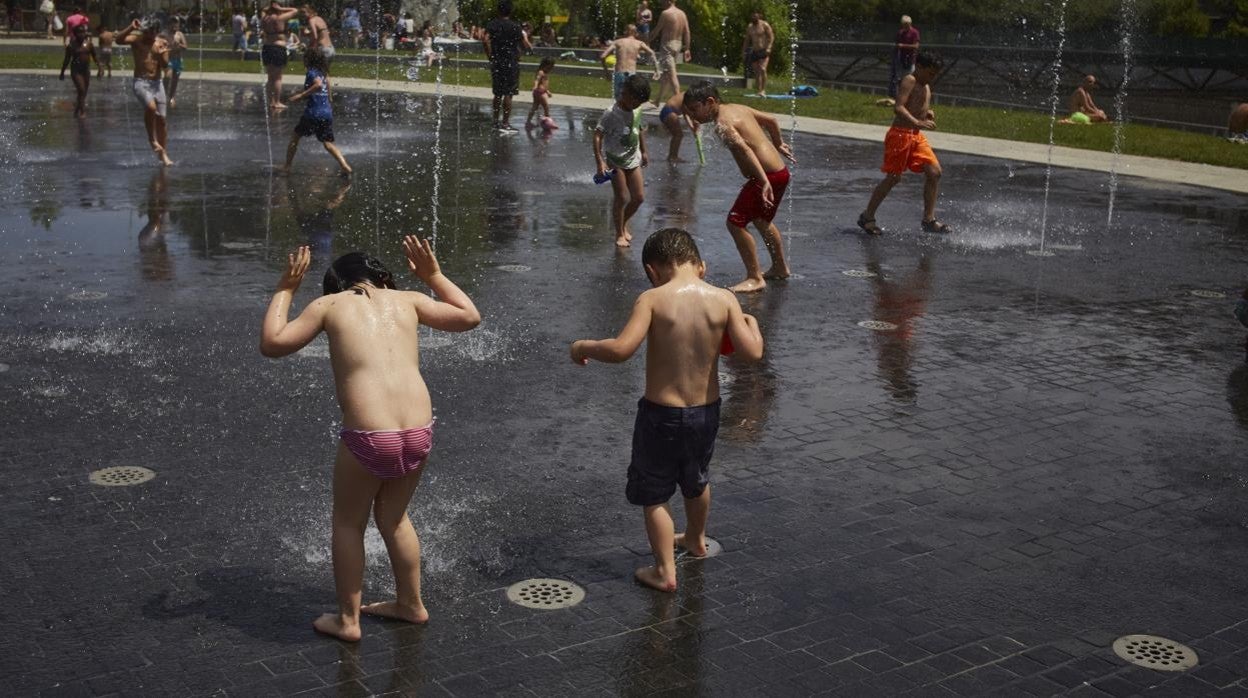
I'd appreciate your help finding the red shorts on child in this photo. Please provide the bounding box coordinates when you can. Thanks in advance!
[727,167,790,227]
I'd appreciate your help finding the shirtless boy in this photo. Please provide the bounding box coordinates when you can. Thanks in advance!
[683,81,795,292]
[96,24,113,77]
[742,11,773,97]
[301,4,334,60]
[659,90,698,162]
[601,24,657,101]
[118,17,173,166]
[570,228,763,592]
[261,2,300,109]
[648,0,691,106]
[1059,74,1108,124]
[857,51,950,236]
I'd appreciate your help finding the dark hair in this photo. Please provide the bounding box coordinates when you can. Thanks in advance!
[304,46,330,73]
[323,252,396,295]
[683,80,718,106]
[915,51,944,70]
[622,74,651,102]
[497,0,513,16]
[642,228,702,269]
[538,56,556,72]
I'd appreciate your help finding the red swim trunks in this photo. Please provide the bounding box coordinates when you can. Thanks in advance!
[882,126,939,174]
[727,167,790,227]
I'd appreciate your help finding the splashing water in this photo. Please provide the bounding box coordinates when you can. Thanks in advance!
[197,0,205,132]
[1037,0,1070,255]
[431,14,447,245]
[786,2,799,239]
[719,16,728,74]
[1107,0,1138,226]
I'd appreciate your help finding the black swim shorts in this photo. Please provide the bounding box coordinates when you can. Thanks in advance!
[294,115,334,142]
[261,44,288,68]
[490,60,519,97]
[625,397,721,506]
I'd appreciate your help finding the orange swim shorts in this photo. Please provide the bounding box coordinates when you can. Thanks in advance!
[881,126,940,174]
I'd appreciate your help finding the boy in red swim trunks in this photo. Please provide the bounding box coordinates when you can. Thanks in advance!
[858,51,951,236]
[683,80,795,293]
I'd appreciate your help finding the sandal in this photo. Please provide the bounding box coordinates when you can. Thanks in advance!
[857,213,883,236]
[921,218,951,233]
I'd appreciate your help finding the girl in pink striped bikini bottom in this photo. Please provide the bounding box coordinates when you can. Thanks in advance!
[339,423,434,480]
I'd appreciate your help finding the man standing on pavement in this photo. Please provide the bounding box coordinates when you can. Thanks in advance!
[742,10,773,97]
[648,0,690,107]
[888,15,919,101]
[260,1,299,110]
[301,4,334,61]
[483,0,530,132]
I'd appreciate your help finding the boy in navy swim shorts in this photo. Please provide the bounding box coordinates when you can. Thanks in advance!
[283,48,351,175]
[571,228,764,592]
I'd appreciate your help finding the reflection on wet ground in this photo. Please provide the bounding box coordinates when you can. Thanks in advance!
[2,75,1248,695]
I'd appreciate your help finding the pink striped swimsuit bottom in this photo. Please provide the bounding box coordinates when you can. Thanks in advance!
[339,423,434,480]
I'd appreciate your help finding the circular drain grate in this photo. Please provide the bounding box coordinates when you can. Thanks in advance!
[506,579,585,610]
[67,291,108,301]
[676,536,722,559]
[842,269,877,278]
[858,320,898,331]
[1026,249,1056,257]
[1113,635,1198,672]
[1188,289,1226,299]
[496,264,531,273]
[89,466,156,487]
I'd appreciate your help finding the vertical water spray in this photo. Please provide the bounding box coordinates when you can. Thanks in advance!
[196,0,204,132]
[719,16,728,75]
[254,0,276,249]
[373,0,382,254]
[1106,0,1137,226]
[785,2,798,235]
[431,23,446,245]
[1037,0,1069,254]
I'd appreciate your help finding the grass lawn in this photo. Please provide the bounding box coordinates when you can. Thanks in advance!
[4,49,1245,170]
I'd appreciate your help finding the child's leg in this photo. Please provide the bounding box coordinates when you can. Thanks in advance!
[285,133,301,168]
[322,141,352,174]
[314,443,384,642]
[663,115,683,161]
[361,468,429,623]
[921,162,942,222]
[73,73,88,115]
[621,166,645,242]
[754,218,790,279]
[863,172,902,220]
[609,171,629,246]
[540,93,550,118]
[526,95,537,123]
[635,503,677,592]
[674,485,711,556]
[154,115,172,165]
[726,219,766,292]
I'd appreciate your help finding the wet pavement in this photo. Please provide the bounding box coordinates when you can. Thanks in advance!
[2,75,1248,697]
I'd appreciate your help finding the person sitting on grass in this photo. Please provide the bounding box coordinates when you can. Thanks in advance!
[1059,75,1108,125]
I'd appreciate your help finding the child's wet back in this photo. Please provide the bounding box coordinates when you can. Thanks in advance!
[643,281,734,407]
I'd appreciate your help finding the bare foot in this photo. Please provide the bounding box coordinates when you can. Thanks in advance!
[168,97,176,108]
[615,236,631,248]
[667,156,686,163]
[674,532,708,557]
[763,267,791,280]
[729,277,766,293]
[339,167,353,177]
[634,566,676,592]
[272,102,288,110]
[312,612,361,642]
[361,601,429,624]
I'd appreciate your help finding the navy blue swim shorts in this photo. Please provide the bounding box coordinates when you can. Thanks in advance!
[626,397,721,506]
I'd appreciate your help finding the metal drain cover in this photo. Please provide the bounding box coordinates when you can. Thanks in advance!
[1026,249,1056,257]
[1188,289,1226,299]
[842,269,877,278]
[676,536,722,559]
[67,291,108,301]
[89,466,156,487]
[496,264,531,272]
[858,320,898,331]
[1113,635,1198,671]
[506,578,585,610]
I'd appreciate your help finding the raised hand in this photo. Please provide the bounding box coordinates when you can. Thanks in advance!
[403,235,441,283]
[278,245,311,291]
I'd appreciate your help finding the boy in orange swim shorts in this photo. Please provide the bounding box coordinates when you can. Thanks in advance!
[858,51,951,235]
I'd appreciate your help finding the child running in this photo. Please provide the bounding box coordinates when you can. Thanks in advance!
[96,24,113,78]
[683,81,795,292]
[164,17,187,108]
[118,17,173,166]
[857,51,951,236]
[600,24,657,100]
[60,22,95,118]
[259,237,481,642]
[570,227,763,592]
[594,74,651,248]
[525,56,556,128]
[283,48,352,176]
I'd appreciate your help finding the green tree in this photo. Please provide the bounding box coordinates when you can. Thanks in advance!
[684,0,794,75]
